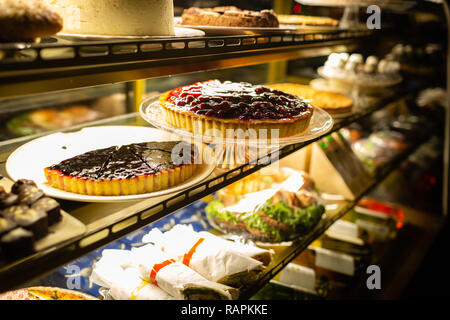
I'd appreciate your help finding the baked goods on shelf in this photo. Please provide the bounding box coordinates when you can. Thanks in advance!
[90,224,273,300]
[6,105,104,138]
[181,6,279,28]
[205,168,325,243]
[277,14,339,27]
[143,225,270,288]
[0,179,62,260]
[267,83,353,115]
[0,287,97,300]
[27,286,96,300]
[45,0,175,36]
[92,245,239,300]
[0,0,63,42]
[158,80,314,139]
[44,141,197,196]
[322,52,402,83]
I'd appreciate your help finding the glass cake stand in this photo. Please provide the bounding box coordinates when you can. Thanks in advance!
[140,97,334,169]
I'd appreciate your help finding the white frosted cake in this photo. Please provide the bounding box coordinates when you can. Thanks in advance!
[45,0,175,36]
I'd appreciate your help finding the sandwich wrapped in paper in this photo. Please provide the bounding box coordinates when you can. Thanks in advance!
[90,250,173,300]
[109,268,175,300]
[127,244,239,300]
[195,231,273,266]
[143,225,268,287]
[90,249,132,289]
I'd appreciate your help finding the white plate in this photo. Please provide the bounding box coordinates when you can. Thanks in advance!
[6,126,216,203]
[174,18,296,35]
[140,98,334,147]
[56,27,205,41]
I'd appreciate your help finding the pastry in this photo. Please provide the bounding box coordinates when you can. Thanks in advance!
[0,0,63,42]
[27,286,97,300]
[267,83,353,115]
[181,6,279,28]
[18,185,45,206]
[0,228,35,260]
[11,179,38,194]
[9,207,48,240]
[322,52,402,83]
[7,105,104,138]
[1,204,30,220]
[46,0,175,36]
[158,80,314,139]
[0,179,63,260]
[0,217,16,238]
[0,192,19,209]
[44,141,197,196]
[277,14,339,27]
[31,197,62,226]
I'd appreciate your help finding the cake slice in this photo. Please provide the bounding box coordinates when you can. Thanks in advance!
[97,145,157,196]
[128,141,197,193]
[44,146,116,195]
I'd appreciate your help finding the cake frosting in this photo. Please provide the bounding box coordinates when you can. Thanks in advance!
[45,0,175,36]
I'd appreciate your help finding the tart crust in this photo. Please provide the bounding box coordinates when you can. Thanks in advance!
[44,164,195,196]
[158,90,313,139]
[44,142,197,196]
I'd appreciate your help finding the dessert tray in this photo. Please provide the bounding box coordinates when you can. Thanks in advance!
[56,27,205,41]
[140,98,334,148]
[174,18,296,36]
[5,126,215,203]
[0,177,86,254]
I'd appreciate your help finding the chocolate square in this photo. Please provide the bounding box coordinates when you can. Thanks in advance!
[0,217,17,238]
[18,185,44,206]
[0,228,35,260]
[11,179,37,195]
[32,197,61,226]
[1,204,29,220]
[0,192,18,209]
[10,207,48,240]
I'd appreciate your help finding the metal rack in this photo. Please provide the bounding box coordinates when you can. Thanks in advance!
[0,17,446,298]
[240,133,433,299]
[0,85,420,292]
[0,30,373,99]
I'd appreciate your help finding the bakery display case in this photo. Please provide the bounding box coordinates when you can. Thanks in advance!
[0,0,448,301]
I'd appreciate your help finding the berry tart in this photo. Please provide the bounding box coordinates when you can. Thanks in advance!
[158,80,314,139]
[44,141,196,196]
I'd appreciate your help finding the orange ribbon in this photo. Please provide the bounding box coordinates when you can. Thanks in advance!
[149,259,176,287]
[182,237,205,266]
